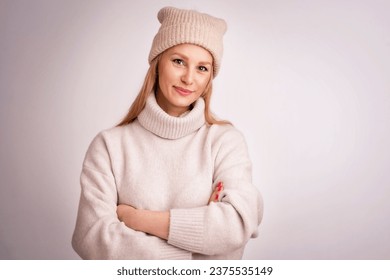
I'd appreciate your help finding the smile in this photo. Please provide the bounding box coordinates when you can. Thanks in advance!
[173,86,194,96]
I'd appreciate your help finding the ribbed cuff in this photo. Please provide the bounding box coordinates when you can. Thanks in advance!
[158,244,192,260]
[168,207,205,253]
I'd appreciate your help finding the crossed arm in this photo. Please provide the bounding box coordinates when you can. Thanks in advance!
[116,182,224,240]
[73,129,262,259]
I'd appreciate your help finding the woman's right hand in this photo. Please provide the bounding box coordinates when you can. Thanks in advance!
[208,182,224,204]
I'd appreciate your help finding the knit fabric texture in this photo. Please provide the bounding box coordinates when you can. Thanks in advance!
[72,93,263,259]
[148,6,227,77]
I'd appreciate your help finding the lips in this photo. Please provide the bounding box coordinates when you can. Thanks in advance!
[174,86,194,96]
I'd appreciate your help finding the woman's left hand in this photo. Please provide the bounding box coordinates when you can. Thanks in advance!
[208,182,224,204]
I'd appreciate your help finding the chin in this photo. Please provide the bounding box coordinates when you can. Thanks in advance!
[170,94,196,106]
[171,99,193,109]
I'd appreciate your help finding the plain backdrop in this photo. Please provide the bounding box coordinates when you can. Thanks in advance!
[1,0,389,259]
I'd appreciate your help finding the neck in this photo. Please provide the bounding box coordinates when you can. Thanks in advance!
[137,93,205,139]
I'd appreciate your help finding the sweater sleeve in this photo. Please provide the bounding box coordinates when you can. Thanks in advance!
[167,127,263,256]
[72,133,191,260]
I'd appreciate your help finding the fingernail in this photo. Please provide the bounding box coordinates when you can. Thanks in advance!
[217,182,223,191]
[215,194,219,201]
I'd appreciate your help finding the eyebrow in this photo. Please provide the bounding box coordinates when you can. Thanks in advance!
[171,52,212,66]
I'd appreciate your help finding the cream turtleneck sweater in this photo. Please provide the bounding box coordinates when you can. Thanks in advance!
[72,93,263,259]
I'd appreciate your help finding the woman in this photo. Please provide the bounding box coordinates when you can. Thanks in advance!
[72,6,263,260]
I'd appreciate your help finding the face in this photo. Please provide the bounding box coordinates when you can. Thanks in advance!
[156,44,213,116]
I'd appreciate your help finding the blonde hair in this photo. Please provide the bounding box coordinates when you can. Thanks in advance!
[117,55,230,126]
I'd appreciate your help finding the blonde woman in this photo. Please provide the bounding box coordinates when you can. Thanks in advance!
[72,6,263,260]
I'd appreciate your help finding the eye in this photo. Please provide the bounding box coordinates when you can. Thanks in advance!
[198,66,208,72]
[173,59,185,65]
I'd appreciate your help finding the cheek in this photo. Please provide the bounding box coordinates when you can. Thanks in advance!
[198,76,211,90]
[158,72,171,90]
[159,68,179,86]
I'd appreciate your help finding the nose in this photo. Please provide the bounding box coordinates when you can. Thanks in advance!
[181,68,194,85]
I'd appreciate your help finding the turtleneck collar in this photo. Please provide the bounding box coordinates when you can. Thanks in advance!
[137,93,206,139]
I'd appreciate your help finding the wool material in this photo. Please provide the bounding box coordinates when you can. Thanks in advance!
[72,93,263,259]
[149,6,227,77]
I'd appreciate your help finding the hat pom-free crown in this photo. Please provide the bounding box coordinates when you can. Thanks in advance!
[148,6,227,77]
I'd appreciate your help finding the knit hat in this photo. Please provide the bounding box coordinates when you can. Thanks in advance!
[148,6,227,77]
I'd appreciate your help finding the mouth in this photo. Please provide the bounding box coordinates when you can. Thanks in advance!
[173,86,194,96]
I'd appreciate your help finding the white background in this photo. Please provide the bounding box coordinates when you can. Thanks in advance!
[1,0,389,259]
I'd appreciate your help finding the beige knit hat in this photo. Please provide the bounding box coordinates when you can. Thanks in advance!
[148,6,227,77]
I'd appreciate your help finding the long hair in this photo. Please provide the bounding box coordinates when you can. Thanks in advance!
[117,54,230,126]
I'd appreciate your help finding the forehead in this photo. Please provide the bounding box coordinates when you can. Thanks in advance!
[164,44,213,63]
